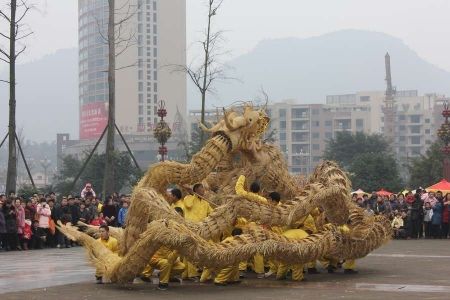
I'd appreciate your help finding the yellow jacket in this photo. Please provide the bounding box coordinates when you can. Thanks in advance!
[282,229,309,240]
[235,175,268,204]
[300,214,317,233]
[97,236,119,253]
[180,195,213,222]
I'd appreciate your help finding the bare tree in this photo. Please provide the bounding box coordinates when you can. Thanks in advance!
[175,0,229,144]
[0,0,33,194]
[100,0,138,198]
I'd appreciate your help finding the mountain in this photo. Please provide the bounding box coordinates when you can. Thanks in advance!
[189,29,450,108]
[0,48,78,142]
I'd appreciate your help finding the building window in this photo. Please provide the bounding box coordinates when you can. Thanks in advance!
[279,109,286,118]
[312,132,319,139]
[139,106,144,115]
[356,119,364,128]
[399,115,406,121]
[425,129,430,134]
[292,108,308,119]
[314,121,319,127]
[399,136,406,142]
[138,82,143,91]
[279,121,286,129]
[411,136,421,144]
[312,144,320,150]
[279,132,286,141]
[139,94,143,103]
[325,120,332,126]
[410,115,421,123]
[410,125,421,134]
[425,118,430,124]
[312,109,319,115]
[360,96,370,102]
[325,132,332,139]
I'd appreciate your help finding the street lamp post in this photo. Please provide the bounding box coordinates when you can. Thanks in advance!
[437,101,450,181]
[153,100,172,162]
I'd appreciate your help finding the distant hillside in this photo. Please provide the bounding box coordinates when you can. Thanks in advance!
[0,48,78,142]
[189,29,450,107]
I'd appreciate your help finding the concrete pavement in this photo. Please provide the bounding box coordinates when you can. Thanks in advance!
[1,240,450,299]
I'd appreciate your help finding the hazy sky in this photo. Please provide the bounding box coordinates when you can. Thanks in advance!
[2,0,450,72]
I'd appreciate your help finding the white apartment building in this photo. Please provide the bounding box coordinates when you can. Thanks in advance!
[78,0,186,140]
[188,90,447,176]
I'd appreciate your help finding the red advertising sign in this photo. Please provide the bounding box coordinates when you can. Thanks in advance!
[80,102,108,140]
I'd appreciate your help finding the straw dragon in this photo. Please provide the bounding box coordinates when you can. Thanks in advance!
[58,103,392,284]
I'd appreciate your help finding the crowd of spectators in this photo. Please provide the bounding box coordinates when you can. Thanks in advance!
[352,189,450,239]
[0,183,130,251]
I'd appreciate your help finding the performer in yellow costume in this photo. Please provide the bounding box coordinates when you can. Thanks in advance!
[176,183,213,280]
[150,247,185,290]
[214,228,243,286]
[276,228,308,281]
[235,175,267,278]
[95,225,119,284]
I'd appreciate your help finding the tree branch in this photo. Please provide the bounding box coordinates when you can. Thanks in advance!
[115,62,137,71]
[15,45,26,58]
[0,10,11,22]
[0,48,10,59]
[16,2,31,24]
[0,32,10,40]
[16,30,33,40]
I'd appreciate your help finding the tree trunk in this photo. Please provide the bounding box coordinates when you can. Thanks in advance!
[6,0,17,195]
[200,2,213,145]
[103,0,116,199]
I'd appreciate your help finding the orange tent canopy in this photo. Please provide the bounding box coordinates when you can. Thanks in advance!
[426,179,450,193]
[376,189,393,196]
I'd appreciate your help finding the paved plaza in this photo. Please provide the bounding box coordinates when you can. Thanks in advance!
[1,240,450,300]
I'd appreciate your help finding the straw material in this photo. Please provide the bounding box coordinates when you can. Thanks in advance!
[59,105,391,284]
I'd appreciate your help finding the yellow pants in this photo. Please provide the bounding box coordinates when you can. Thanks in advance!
[268,260,278,273]
[253,254,264,274]
[343,259,355,270]
[239,261,247,272]
[151,258,185,284]
[141,264,153,279]
[320,258,338,269]
[182,259,199,279]
[276,262,304,281]
[214,264,239,284]
[200,268,213,283]
[306,261,316,269]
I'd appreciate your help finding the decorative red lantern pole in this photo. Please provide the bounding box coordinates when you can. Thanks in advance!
[437,101,450,180]
[153,100,171,162]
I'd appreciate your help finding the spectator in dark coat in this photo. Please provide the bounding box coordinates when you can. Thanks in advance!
[24,200,36,221]
[55,197,71,248]
[431,200,443,239]
[374,196,386,215]
[101,197,118,227]
[3,199,20,250]
[68,197,81,225]
[442,193,450,239]
[0,199,7,250]
[408,191,423,239]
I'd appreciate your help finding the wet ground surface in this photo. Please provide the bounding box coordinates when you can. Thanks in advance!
[1,240,450,300]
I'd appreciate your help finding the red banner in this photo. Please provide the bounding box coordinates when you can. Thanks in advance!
[80,102,108,140]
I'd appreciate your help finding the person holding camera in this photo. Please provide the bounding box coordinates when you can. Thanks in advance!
[36,198,52,248]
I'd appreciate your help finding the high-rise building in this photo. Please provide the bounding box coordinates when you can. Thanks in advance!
[78,0,186,140]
